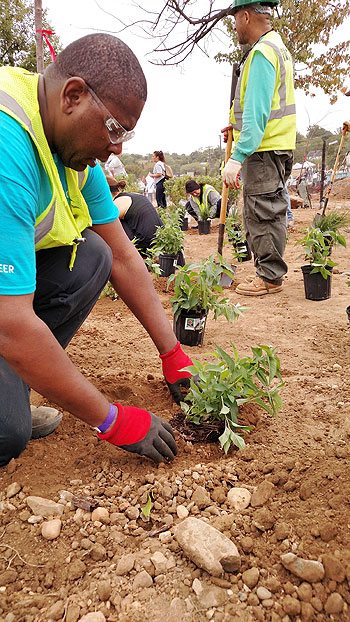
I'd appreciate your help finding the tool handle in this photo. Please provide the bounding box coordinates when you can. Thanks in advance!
[321,123,349,216]
[218,128,233,255]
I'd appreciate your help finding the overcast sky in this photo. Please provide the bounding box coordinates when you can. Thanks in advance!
[43,0,350,156]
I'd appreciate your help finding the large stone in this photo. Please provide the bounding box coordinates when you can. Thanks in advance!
[251,481,276,507]
[227,487,251,511]
[26,495,64,517]
[174,517,240,577]
[325,593,344,614]
[281,553,325,583]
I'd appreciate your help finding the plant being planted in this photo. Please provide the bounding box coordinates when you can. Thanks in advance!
[180,344,284,453]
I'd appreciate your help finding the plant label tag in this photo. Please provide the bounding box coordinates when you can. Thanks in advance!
[173,259,178,266]
[185,317,206,331]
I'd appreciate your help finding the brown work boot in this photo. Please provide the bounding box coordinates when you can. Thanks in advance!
[235,276,283,296]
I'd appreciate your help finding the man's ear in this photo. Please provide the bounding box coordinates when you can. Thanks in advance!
[61,77,88,114]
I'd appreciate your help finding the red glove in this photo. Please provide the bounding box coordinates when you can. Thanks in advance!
[97,403,177,463]
[160,341,194,403]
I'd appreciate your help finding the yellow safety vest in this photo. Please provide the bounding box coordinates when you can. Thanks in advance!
[230,31,296,152]
[0,67,92,269]
[191,184,218,212]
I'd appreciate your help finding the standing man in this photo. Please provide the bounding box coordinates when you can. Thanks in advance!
[0,33,194,467]
[222,0,296,295]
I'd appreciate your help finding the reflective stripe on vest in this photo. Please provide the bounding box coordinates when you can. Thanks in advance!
[232,41,296,132]
[0,88,58,246]
[192,185,215,210]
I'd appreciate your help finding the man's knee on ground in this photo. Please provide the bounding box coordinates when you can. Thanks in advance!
[0,418,31,467]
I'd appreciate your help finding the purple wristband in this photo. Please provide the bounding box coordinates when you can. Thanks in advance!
[97,403,117,433]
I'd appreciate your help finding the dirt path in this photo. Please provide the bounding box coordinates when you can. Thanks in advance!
[0,203,350,622]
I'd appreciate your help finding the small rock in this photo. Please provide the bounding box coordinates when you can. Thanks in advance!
[242,567,260,589]
[240,536,254,553]
[323,554,346,582]
[274,522,290,540]
[197,586,229,608]
[90,543,106,561]
[192,578,203,595]
[253,508,275,531]
[299,482,313,500]
[133,570,153,589]
[297,582,313,602]
[174,517,240,577]
[6,482,21,498]
[26,495,64,517]
[45,600,65,620]
[91,507,109,523]
[177,505,189,519]
[281,553,324,583]
[115,553,135,575]
[257,587,272,600]
[282,595,301,616]
[125,506,139,520]
[325,593,344,614]
[78,613,106,622]
[0,570,17,586]
[97,579,112,601]
[7,458,16,474]
[68,559,86,580]
[227,487,251,511]
[151,551,168,574]
[41,518,61,540]
[319,522,338,542]
[251,480,276,507]
[66,602,81,622]
[300,602,315,621]
[191,486,211,509]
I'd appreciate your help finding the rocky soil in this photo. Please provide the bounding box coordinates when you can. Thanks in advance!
[0,202,350,622]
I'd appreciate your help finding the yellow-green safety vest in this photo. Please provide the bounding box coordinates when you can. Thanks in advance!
[191,184,218,214]
[0,66,92,269]
[230,31,296,152]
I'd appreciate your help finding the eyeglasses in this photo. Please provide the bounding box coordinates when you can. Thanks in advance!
[85,83,135,144]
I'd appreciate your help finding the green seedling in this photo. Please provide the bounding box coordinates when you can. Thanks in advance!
[180,343,284,453]
[141,492,154,518]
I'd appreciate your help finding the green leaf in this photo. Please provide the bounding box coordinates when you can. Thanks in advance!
[141,492,153,517]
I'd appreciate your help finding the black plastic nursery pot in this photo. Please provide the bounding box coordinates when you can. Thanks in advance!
[234,241,252,262]
[198,220,211,235]
[159,253,177,277]
[301,264,333,301]
[180,217,189,231]
[346,305,350,323]
[173,309,208,347]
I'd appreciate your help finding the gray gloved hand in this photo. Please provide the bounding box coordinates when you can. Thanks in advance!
[96,403,177,464]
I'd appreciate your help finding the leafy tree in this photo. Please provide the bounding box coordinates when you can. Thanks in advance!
[110,1,350,102]
[0,0,62,70]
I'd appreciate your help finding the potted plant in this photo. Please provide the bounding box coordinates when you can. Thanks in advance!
[225,212,251,262]
[197,203,212,235]
[296,225,346,300]
[151,210,185,277]
[167,255,247,346]
[180,344,284,452]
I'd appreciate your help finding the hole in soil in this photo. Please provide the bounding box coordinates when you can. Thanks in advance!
[170,407,259,444]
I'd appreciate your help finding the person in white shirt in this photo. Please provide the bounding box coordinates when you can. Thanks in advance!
[150,150,167,208]
[105,153,127,177]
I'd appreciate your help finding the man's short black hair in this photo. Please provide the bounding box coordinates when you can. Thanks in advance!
[46,33,147,106]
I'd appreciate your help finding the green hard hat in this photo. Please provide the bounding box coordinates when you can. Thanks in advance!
[229,0,279,14]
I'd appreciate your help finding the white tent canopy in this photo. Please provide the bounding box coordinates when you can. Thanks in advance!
[292,161,316,170]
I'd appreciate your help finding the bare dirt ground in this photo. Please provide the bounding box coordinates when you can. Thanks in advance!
[1,186,350,622]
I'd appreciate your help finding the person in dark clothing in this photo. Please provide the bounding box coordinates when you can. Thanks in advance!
[106,177,163,257]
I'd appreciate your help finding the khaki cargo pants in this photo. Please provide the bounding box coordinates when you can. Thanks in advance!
[241,150,293,285]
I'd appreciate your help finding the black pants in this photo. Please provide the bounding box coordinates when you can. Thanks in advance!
[0,229,112,466]
[155,179,167,208]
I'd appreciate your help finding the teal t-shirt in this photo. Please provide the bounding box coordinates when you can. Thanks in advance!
[0,111,118,295]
